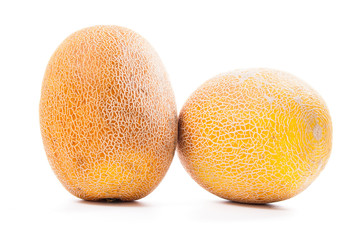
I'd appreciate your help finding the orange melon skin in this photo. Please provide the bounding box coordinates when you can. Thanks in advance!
[178,68,332,204]
[39,26,177,201]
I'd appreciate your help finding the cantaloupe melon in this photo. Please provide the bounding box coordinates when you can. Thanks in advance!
[39,25,177,201]
[178,68,332,204]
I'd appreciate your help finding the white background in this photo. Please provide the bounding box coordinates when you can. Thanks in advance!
[1,0,359,239]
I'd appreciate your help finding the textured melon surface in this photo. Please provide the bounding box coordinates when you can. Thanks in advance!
[40,26,177,201]
[178,68,332,204]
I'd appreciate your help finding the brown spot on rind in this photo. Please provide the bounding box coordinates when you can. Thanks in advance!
[313,123,322,141]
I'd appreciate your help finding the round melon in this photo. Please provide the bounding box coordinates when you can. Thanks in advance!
[178,68,332,204]
[39,25,177,201]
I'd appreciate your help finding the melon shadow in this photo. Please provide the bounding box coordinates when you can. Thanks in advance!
[221,200,288,211]
[75,199,149,208]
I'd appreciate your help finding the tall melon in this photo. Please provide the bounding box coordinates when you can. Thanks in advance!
[40,25,177,201]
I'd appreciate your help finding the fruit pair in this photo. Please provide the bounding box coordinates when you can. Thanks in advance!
[40,25,332,204]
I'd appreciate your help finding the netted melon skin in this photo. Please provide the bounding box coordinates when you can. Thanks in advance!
[178,68,332,204]
[40,26,177,201]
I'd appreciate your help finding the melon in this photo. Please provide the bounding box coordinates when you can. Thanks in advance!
[177,68,332,204]
[39,25,177,201]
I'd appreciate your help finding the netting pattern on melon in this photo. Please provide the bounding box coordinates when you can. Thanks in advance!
[178,69,332,203]
[40,26,177,201]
